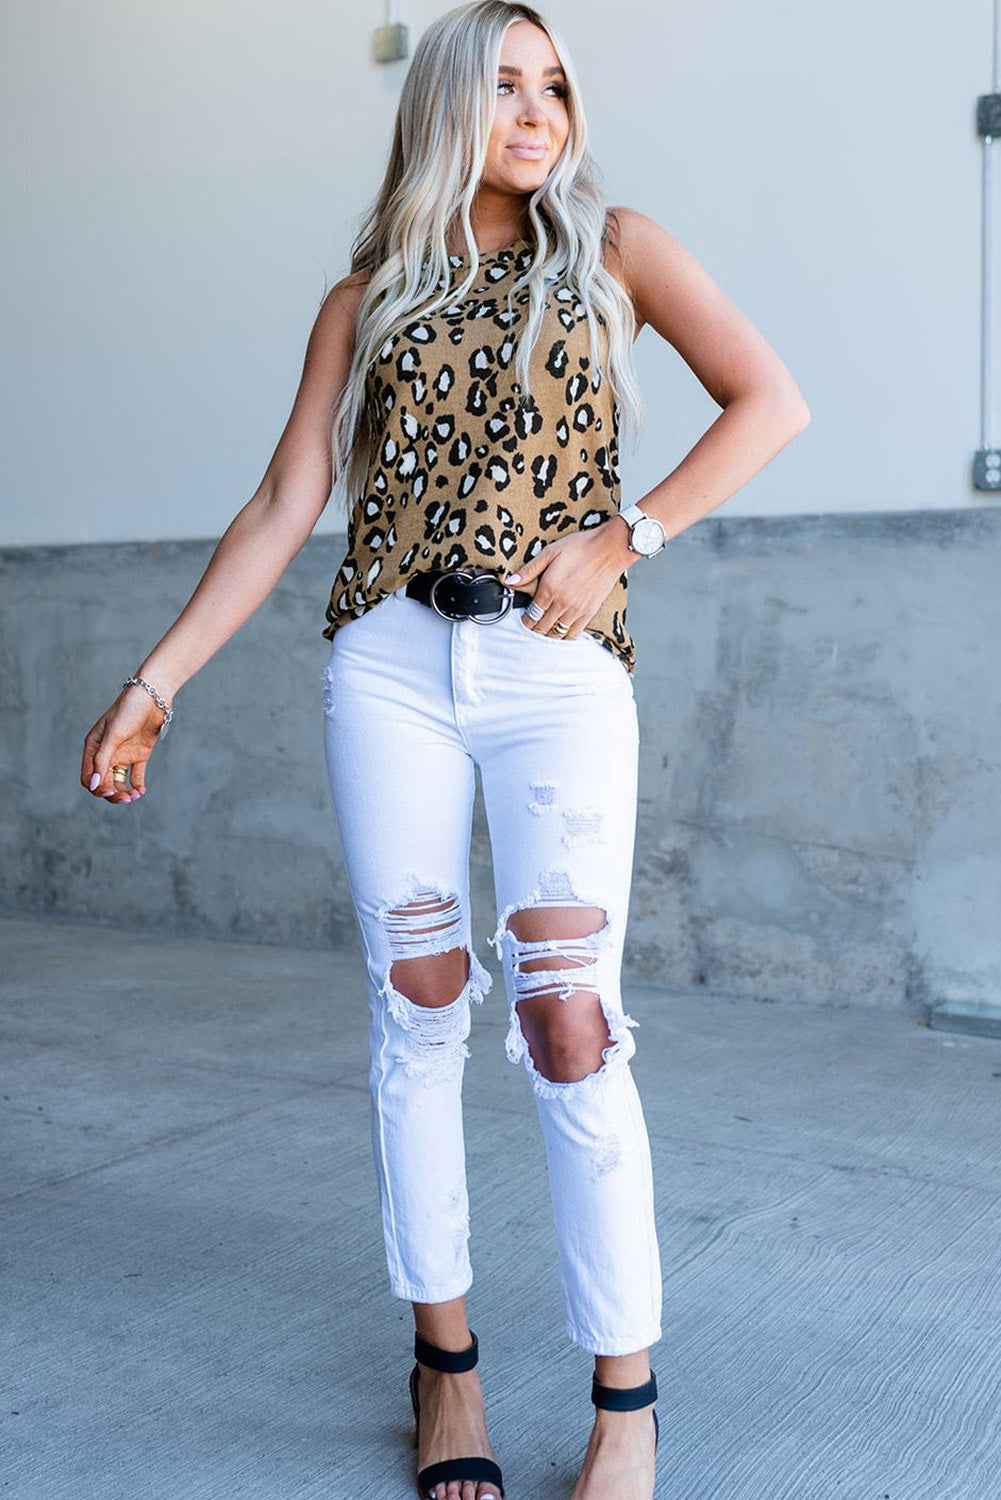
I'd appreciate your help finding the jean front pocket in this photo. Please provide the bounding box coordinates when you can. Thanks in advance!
[511,608,633,692]
[513,606,589,645]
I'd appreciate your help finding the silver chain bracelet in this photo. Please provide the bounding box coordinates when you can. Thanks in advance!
[122,674,175,739]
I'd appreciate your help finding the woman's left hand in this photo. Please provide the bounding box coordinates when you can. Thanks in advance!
[501,521,634,638]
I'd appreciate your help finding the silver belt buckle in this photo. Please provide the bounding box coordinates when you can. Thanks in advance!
[429,569,513,624]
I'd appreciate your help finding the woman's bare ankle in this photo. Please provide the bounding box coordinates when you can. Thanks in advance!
[593,1348,653,1388]
[413,1294,474,1352]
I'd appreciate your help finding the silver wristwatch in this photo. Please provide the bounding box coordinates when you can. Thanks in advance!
[618,502,667,558]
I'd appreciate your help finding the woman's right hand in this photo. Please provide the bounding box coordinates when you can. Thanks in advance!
[80,683,172,804]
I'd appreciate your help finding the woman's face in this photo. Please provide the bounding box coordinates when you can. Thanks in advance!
[481,21,570,198]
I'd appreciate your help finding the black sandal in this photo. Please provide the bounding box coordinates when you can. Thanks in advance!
[591,1366,660,1455]
[408,1328,506,1500]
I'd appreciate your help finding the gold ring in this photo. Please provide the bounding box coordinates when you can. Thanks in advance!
[553,621,569,636]
[112,764,129,783]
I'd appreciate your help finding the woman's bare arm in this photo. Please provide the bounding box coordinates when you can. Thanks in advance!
[502,207,812,630]
[138,270,369,701]
[603,205,811,556]
[80,269,368,801]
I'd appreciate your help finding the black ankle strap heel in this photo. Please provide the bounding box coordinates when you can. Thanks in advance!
[591,1368,660,1453]
[408,1328,506,1499]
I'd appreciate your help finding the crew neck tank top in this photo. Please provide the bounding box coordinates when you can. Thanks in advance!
[321,233,635,675]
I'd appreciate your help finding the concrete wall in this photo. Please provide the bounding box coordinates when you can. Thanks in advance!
[3,510,998,1016]
[1,0,997,549]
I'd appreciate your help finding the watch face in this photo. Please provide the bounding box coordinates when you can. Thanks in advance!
[631,516,664,555]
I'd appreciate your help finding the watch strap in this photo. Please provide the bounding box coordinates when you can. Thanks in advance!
[618,502,648,527]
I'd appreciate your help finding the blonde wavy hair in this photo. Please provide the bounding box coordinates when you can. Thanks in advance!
[327,0,645,522]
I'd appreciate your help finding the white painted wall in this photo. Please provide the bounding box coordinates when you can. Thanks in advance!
[1,0,995,546]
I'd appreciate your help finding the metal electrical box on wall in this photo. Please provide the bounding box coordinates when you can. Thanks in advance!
[374,23,408,64]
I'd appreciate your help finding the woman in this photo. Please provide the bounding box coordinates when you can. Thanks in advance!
[80,3,809,1496]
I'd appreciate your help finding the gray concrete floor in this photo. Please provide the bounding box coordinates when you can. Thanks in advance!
[3,913,1000,1500]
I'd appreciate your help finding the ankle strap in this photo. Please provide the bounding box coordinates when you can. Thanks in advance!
[591,1369,657,1411]
[414,1328,479,1373]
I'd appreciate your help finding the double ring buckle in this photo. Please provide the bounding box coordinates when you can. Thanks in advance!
[428,569,513,624]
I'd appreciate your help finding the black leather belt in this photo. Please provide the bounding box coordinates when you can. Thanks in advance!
[404,567,533,623]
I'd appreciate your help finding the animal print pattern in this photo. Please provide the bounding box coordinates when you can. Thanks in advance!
[321,235,636,675]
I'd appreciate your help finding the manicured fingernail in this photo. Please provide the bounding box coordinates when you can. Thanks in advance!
[506,573,521,584]
[102,791,116,798]
[89,772,100,790]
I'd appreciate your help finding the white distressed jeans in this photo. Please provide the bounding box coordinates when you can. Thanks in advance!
[320,584,663,1356]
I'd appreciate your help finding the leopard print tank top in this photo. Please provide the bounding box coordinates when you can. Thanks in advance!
[321,234,635,675]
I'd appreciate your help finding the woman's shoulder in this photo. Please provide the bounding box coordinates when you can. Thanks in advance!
[335,267,372,302]
[601,204,668,334]
[315,267,372,336]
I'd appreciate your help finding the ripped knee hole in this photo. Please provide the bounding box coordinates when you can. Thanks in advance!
[487,874,641,1096]
[374,878,493,1083]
